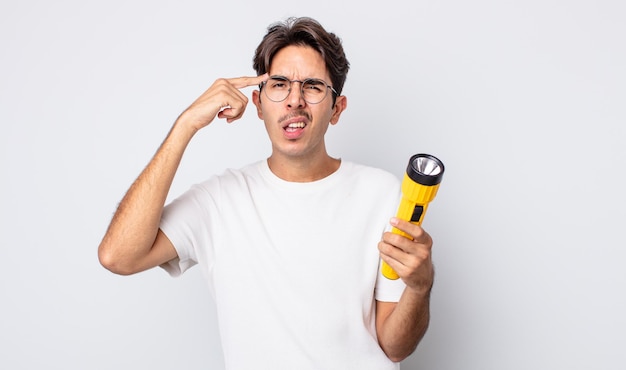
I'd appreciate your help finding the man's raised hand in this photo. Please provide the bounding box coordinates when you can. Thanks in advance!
[178,74,268,131]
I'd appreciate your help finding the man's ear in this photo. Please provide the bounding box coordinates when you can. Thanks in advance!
[252,90,263,119]
[330,95,347,125]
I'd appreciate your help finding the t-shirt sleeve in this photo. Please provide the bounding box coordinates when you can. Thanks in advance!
[159,216,197,277]
[158,182,218,277]
[374,273,406,302]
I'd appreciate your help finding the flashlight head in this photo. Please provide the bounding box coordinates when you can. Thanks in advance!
[407,153,445,186]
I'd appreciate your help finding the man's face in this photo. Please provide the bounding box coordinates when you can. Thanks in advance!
[252,45,346,161]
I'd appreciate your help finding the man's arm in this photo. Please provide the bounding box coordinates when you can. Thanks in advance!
[376,217,435,362]
[98,75,268,275]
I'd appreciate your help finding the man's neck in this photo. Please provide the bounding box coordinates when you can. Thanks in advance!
[267,154,341,183]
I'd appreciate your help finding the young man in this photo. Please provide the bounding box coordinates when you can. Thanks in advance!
[98,17,434,369]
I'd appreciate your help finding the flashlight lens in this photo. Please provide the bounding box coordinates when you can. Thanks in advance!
[413,157,442,176]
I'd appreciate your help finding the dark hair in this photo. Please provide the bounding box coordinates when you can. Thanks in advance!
[253,17,350,98]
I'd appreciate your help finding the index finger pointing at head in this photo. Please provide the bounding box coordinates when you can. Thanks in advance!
[228,73,269,89]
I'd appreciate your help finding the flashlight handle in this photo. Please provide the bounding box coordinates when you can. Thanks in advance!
[381,197,429,280]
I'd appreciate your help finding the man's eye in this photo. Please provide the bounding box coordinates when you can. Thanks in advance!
[270,80,288,89]
[304,80,324,92]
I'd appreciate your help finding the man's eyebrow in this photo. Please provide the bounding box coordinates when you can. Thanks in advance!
[269,75,325,81]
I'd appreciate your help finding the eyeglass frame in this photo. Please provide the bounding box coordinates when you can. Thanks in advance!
[259,75,338,105]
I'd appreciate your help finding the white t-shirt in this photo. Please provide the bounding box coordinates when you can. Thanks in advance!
[160,160,406,370]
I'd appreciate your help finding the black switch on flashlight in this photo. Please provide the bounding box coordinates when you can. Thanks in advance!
[382,153,445,280]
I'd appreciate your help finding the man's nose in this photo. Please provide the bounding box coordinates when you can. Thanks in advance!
[286,82,305,107]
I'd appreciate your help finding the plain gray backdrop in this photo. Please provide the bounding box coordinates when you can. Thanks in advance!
[1,0,624,369]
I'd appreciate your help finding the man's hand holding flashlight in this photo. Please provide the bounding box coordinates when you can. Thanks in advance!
[378,217,434,294]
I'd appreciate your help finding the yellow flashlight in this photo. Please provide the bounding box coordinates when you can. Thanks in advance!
[382,153,445,280]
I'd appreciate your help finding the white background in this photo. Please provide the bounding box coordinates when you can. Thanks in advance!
[1,0,625,369]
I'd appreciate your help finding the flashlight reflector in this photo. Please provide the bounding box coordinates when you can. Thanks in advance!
[414,156,442,176]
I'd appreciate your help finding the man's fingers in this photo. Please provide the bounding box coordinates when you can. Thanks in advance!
[218,106,245,123]
[390,217,430,245]
[228,73,269,89]
[218,74,268,123]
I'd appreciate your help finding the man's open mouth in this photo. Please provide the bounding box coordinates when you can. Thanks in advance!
[284,122,306,132]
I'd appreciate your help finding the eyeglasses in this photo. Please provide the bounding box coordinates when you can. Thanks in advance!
[260,75,337,104]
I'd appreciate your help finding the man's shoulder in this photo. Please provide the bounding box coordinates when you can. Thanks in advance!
[342,161,400,185]
[202,160,265,181]
[189,161,264,194]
